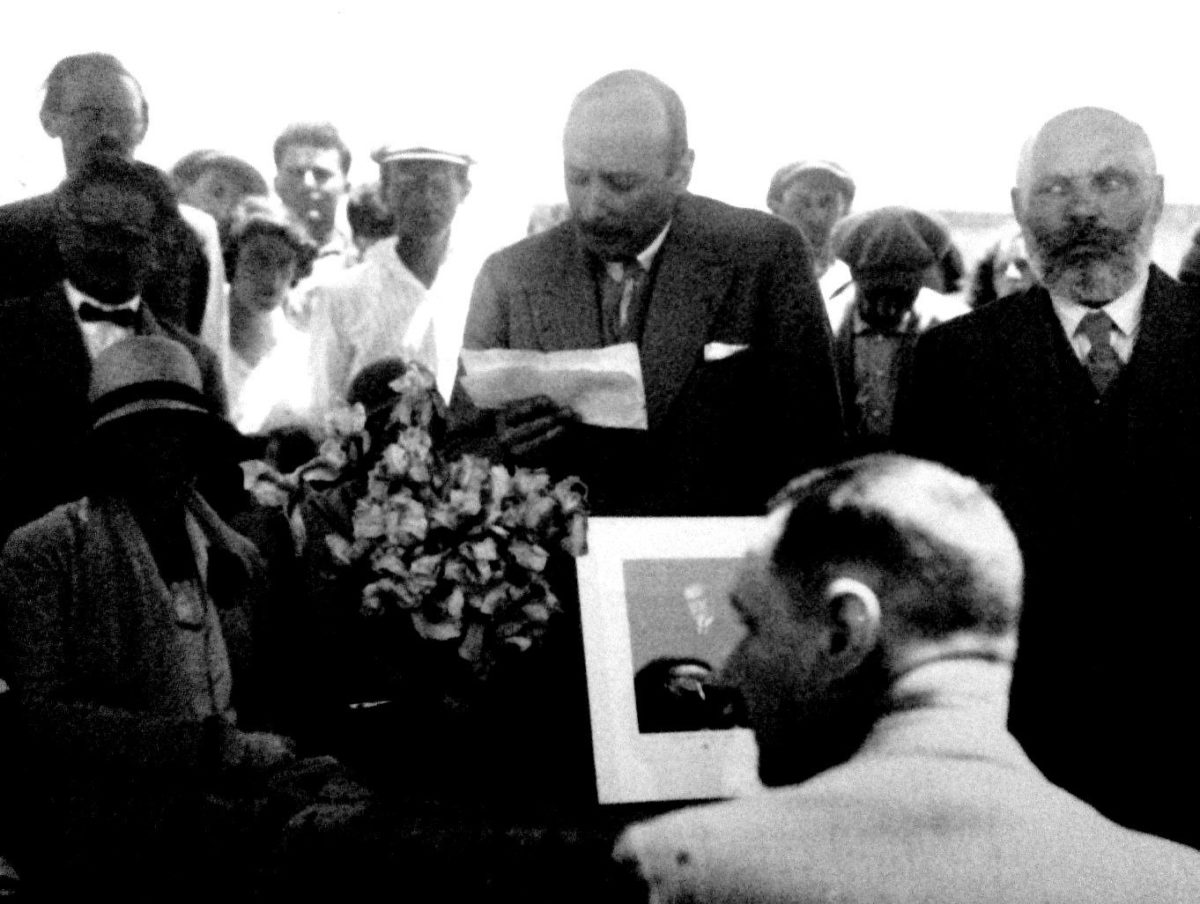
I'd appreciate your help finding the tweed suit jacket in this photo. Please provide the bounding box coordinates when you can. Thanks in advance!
[0,284,228,540]
[614,664,1200,903]
[0,493,272,780]
[449,193,845,516]
[894,266,1200,847]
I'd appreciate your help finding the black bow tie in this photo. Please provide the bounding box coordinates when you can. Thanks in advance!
[77,302,139,328]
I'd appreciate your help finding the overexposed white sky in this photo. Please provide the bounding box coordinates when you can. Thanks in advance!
[3,0,1198,249]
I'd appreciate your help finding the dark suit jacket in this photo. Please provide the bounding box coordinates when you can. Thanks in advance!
[0,284,227,540]
[615,668,1200,903]
[0,192,210,332]
[894,265,1200,847]
[449,194,845,516]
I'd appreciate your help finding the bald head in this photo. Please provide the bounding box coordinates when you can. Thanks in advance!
[1011,107,1163,305]
[768,455,1023,648]
[1014,107,1157,204]
[568,70,689,169]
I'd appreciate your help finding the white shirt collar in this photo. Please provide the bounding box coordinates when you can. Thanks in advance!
[606,221,672,280]
[1049,265,1149,343]
[63,280,141,314]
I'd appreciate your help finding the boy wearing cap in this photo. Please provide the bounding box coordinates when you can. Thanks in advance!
[829,206,967,453]
[307,144,473,408]
[767,160,856,310]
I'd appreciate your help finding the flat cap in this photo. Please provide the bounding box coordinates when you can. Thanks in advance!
[170,149,268,196]
[833,206,952,278]
[767,160,856,210]
[370,145,474,168]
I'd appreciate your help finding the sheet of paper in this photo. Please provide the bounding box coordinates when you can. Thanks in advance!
[460,343,648,430]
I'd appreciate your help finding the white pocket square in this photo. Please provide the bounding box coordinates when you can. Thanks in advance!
[703,342,749,362]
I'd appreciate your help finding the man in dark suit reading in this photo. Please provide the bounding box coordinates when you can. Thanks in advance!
[896,107,1200,848]
[449,69,844,516]
[615,455,1200,902]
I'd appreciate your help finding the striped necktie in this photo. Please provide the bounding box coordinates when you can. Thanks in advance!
[1076,309,1122,394]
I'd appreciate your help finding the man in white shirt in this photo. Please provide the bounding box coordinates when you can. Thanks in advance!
[307,145,473,411]
[896,107,1200,849]
[272,122,356,284]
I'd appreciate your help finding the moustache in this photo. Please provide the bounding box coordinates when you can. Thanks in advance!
[575,217,625,241]
[1034,218,1139,262]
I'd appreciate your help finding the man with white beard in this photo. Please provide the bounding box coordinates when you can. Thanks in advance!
[896,107,1200,851]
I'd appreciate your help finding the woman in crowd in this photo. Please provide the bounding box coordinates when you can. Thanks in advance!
[223,195,319,435]
[968,227,1034,308]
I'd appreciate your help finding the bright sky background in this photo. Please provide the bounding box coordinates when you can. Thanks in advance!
[3,0,1199,251]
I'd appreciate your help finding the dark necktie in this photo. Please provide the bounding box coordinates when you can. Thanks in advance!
[77,301,139,329]
[1077,309,1122,394]
[601,259,647,345]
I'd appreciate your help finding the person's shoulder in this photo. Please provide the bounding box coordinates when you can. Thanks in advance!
[0,191,56,223]
[1148,263,1200,313]
[315,241,407,297]
[481,221,576,275]
[2,499,87,560]
[177,202,220,245]
[661,195,813,281]
[920,287,1041,349]
[157,319,222,377]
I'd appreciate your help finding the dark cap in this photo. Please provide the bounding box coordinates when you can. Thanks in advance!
[832,206,951,278]
[170,149,268,196]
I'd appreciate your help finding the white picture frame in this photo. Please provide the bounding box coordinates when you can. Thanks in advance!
[577,516,765,804]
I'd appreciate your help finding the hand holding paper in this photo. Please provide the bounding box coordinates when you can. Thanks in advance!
[459,343,648,430]
[496,395,576,460]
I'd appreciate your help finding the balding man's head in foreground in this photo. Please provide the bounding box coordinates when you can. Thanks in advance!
[1011,107,1163,306]
[724,454,1023,787]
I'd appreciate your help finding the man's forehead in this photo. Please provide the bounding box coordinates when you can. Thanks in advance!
[384,159,462,179]
[563,87,672,168]
[61,71,142,112]
[280,144,340,169]
[1022,109,1155,184]
[784,171,845,197]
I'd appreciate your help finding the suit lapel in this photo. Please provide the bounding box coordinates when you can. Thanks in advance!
[996,289,1094,444]
[40,284,94,398]
[1123,266,1200,442]
[528,228,605,351]
[639,201,724,427]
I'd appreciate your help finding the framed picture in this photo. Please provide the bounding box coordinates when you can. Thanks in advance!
[577,516,765,804]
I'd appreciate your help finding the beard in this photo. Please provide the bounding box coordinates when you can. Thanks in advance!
[1026,214,1152,304]
[752,646,890,788]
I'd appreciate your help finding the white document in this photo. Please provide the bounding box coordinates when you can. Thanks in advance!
[459,343,648,430]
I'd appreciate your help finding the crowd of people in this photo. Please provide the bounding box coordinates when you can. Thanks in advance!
[0,50,1199,901]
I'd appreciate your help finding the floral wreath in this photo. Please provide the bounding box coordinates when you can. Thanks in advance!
[246,363,588,677]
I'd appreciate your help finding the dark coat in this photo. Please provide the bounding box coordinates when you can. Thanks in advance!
[894,265,1200,848]
[0,284,228,540]
[449,193,845,516]
[0,191,211,332]
[0,493,300,899]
